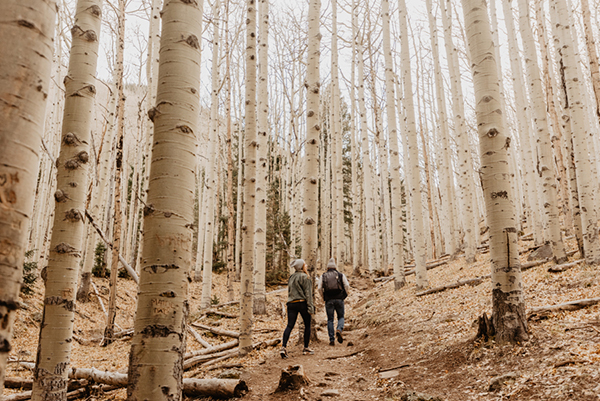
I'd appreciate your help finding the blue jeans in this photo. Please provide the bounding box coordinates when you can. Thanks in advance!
[325,299,345,342]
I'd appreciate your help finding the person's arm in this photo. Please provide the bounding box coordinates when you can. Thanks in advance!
[342,274,350,294]
[304,275,315,314]
[317,274,324,299]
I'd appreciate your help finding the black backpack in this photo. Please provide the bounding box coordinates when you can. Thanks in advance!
[322,270,345,299]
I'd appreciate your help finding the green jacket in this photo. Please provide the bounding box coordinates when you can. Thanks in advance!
[287,272,314,314]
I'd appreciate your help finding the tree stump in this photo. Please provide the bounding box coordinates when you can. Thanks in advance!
[476,312,495,341]
[275,365,311,392]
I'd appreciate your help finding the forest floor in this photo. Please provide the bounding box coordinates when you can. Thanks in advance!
[6,235,600,401]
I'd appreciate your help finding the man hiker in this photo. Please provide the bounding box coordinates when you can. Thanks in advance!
[280,259,315,358]
[318,258,350,346]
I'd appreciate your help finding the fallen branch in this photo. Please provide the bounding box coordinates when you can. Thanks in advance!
[324,350,363,360]
[521,258,551,271]
[528,297,600,318]
[416,276,489,297]
[199,352,239,371]
[378,363,411,373]
[203,362,244,372]
[191,323,239,338]
[84,209,139,283]
[91,281,107,315]
[547,259,584,273]
[184,340,239,359]
[184,349,238,371]
[3,378,33,390]
[200,309,238,319]
[187,325,212,348]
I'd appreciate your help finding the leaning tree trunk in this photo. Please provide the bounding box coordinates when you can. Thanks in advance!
[550,0,600,265]
[253,0,269,315]
[461,0,528,344]
[399,0,427,288]
[239,0,258,356]
[302,0,321,291]
[516,0,567,264]
[0,0,56,393]
[125,0,202,398]
[31,0,103,399]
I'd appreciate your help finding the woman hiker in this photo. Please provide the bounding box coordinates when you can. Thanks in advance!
[280,259,315,358]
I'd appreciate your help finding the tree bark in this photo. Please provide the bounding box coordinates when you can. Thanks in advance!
[461,0,528,343]
[126,0,202,398]
[0,0,56,393]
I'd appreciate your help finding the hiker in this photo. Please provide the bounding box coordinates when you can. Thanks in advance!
[318,258,350,346]
[280,258,315,358]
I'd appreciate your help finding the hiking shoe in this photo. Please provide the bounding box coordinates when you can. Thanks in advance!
[280,347,288,359]
[303,347,314,355]
[329,340,335,346]
[336,329,344,344]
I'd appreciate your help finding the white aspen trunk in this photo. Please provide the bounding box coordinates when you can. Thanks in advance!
[235,126,243,280]
[0,0,56,392]
[321,121,331,269]
[580,0,600,121]
[426,0,458,256]
[501,0,543,242]
[200,0,221,310]
[461,0,528,343]
[516,0,567,263]
[357,38,378,274]
[399,0,427,288]
[224,0,235,303]
[104,0,127,344]
[239,0,258,355]
[126,0,202,397]
[253,0,269,314]
[551,0,600,265]
[331,0,344,269]
[31,0,102,398]
[535,0,572,236]
[302,0,321,283]
[350,0,361,271]
[440,0,477,263]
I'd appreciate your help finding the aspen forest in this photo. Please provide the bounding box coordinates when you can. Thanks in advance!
[3,0,600,398]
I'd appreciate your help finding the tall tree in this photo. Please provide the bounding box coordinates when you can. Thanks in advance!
[550,0,600,265]
[239,0,258,355]
[516,0,567,263]
[0,0,57,392]
[200,0,222,310]
[580,0,600,121]
[31,0,103,398]
[254,0,269,314]
[461,0,528,343]
[399,0,428,288]
[302,0,321,283]
[126,0,202,397]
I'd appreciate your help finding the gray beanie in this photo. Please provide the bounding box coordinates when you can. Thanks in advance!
[327,258,337,270]
[291,259,305,272]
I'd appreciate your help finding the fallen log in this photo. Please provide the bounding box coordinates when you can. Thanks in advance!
[204,363,244,372]
[201,309,238,319]
[4,378,33,390]
[199,352,240,371]
[415,275,489,297]
[521,258,551,271]
[184,340,239,359]
[2,380,90,401]
[324,350,363,360]
[187,325,212,348]
[191,323,239,338]
[184,349,238,371]
[548,259,584,273]
[528,297,600,318]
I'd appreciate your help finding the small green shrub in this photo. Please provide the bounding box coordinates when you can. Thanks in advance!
[211,294,220,305]
[92,242,109,278]
[21,250,38,295]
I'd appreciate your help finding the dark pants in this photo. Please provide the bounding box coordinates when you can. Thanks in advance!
[282,301,311,348]
[325,298,345,342]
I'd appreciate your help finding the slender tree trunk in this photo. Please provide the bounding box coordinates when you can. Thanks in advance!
[126,0,202,398]
[200,0,221,310]
[516,0,567,264]
[104,0,127,345]
[580,0,600,121]
[0,0,56,393]
[461,0,528,344]
[399,0,427,288]
[239,0,258,355]
[550,0,600,265]
[31,0,102,398]
[350,0,361,271]
[253,0,269,314]
[440,0,477,263]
